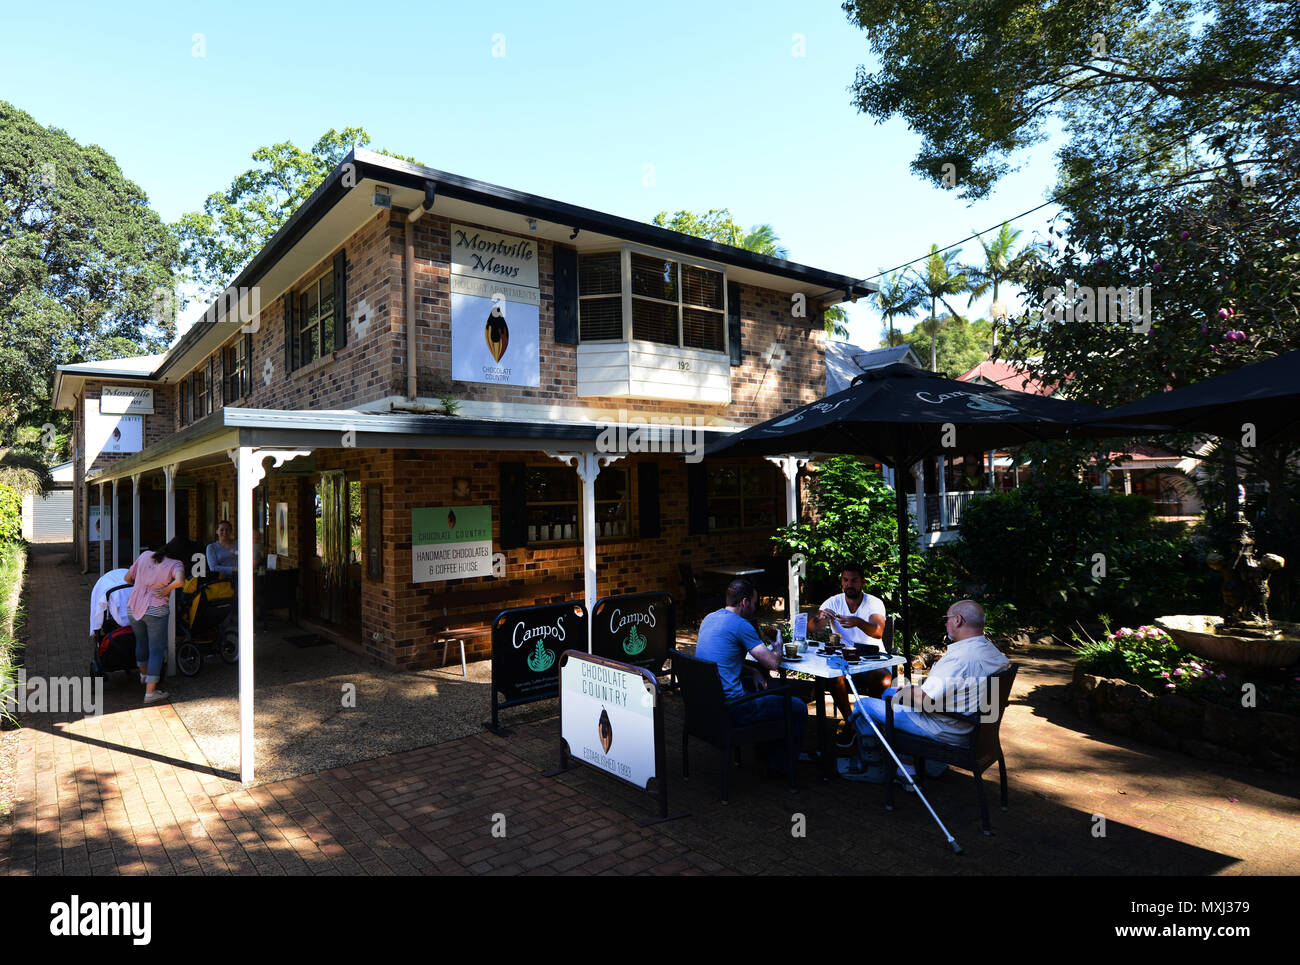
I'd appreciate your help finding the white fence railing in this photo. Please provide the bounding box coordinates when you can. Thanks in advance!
[907,490,989,532]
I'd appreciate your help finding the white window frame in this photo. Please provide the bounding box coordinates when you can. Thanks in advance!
[577,245,729,355]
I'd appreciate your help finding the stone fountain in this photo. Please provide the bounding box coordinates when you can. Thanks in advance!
[1157,515,1300,667]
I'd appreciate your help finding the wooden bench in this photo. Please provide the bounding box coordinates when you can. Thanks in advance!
[429,578,584,675]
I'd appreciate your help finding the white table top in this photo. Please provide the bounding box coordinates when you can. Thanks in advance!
[703,565,768,577]
[752,646,905,680]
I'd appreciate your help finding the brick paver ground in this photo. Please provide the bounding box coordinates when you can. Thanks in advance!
[2,543,1297,875]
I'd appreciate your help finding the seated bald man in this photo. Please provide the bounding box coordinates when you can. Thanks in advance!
[855,600,1009,772]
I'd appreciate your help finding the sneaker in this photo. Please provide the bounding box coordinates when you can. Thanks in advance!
[143,690,170,705]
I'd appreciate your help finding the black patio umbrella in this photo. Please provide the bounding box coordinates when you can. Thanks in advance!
[1089,349,1300,446]
[703,363,1115,671]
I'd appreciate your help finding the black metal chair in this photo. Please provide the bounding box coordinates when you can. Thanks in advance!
[883,663,1018,834]
[672,648,798,803]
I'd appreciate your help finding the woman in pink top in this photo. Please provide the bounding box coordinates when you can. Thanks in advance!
[124,538,188,704]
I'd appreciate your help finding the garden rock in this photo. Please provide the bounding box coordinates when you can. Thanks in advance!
[1254,711,1300,756]
[1097,710,1133,735]
[1136,719,1180,750]
[1203,704,1259,746]
[1157,694,1202,734]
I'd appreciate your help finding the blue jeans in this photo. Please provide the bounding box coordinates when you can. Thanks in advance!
[727,691,807,772]
[129,611,168,683]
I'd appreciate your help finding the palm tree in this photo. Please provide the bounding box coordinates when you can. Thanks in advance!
[738,223,790,260]
[967,223,1043,351]
[873,271,924,348]
[911,245,973,371]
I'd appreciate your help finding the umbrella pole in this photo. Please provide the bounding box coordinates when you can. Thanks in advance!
[895,477,912,683]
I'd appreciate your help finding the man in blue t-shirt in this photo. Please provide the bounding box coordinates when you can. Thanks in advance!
[696,578,807,773]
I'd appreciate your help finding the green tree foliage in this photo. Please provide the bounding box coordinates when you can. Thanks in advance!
[910,246,973,370]
[842,0,1300,200]
[966,223,1044,350]
[872,271,924,347]
[652,208,849,338]
[0,101,178,442]
[0,486,21,543]
[773,456,956,633]
[893,314,989,379]
[174,128,416,299]
[954,480,1213,622]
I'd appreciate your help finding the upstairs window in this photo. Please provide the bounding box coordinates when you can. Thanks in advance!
[194,368,207,418]
[298,268,335,367]
[225,335,250,401]
[578,249,726,352]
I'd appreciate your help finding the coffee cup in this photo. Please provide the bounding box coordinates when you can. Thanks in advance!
[843,646,859,663]
[783,642,799,659]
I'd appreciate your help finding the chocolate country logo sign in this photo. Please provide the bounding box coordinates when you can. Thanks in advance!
[598,707,613,753]
[485,305,509,362]
[526,640,556,673]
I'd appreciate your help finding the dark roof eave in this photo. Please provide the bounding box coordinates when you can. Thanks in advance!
[156,151,875,382]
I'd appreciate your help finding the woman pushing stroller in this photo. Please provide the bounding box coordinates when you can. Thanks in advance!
[124,538,189,705]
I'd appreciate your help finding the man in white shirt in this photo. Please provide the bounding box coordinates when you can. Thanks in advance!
[858,599,1010,747]
[807,564,892,734]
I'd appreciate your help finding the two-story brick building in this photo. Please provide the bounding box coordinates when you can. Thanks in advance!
[57,150,869,687]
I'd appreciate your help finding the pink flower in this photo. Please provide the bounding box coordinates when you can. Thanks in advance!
[1160,671,1170,678]
[1180,231,1190,240]
[1153,263,1162,272]
[1165,682,1176,690]
[1218,308,1230,320]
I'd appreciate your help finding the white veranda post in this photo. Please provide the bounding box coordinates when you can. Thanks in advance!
[546,450,623,651]
[765,455,809,617]
[163,464,178,670]
[231,447,311,783]
[130,473,141,560]
[111,478,120,568]
[98,484,105,575]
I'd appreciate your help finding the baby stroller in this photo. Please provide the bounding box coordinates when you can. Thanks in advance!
[175,575,239,677]
[89,573,167,684]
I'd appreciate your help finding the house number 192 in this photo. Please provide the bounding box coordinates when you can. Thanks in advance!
[678,361,690,371]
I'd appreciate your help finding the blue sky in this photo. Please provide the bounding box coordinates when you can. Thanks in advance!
[2,0,1064,345]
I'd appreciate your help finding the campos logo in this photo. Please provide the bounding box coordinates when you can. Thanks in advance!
[50,896,151,945]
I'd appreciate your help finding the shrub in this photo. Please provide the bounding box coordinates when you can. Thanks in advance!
[773,456,957,644]
[0,486,21,544]
[953,480,1213,622]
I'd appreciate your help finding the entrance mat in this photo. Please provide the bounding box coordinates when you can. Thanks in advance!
[285,634,333,649]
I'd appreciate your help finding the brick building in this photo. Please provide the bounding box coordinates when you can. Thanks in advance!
[56,150,870,681]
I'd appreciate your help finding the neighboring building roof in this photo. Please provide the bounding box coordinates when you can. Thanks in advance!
[826,342,923,394]
[958,359,1058,396]
[50,460,74,484]
[56,355,165,377]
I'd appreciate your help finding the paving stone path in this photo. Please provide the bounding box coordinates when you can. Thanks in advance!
[3,544,1297,875]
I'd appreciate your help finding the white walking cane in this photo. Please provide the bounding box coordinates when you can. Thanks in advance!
[844,670,963,855]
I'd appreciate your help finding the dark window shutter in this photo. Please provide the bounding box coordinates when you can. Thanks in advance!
[208,357,216,412]
[553,244,579,344]
[189,372,197,419]
[499,461,528,549]
[333,250,347,349]
[223,349,232,404]
[282,293,294,374]
[687,463,709,535]
[727,282,742,366]
[244,332,253,397]
[637,462,660,539]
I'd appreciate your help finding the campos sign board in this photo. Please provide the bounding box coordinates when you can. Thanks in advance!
[450,223,540,388]
[490,602,587,728]
[560,651,658,791]
[99,386,155,415]
[590,592,675,676]
[411,506,492,583]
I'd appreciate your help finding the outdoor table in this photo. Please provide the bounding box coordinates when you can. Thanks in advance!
[749,646,905,780]
[702,565,767,578]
